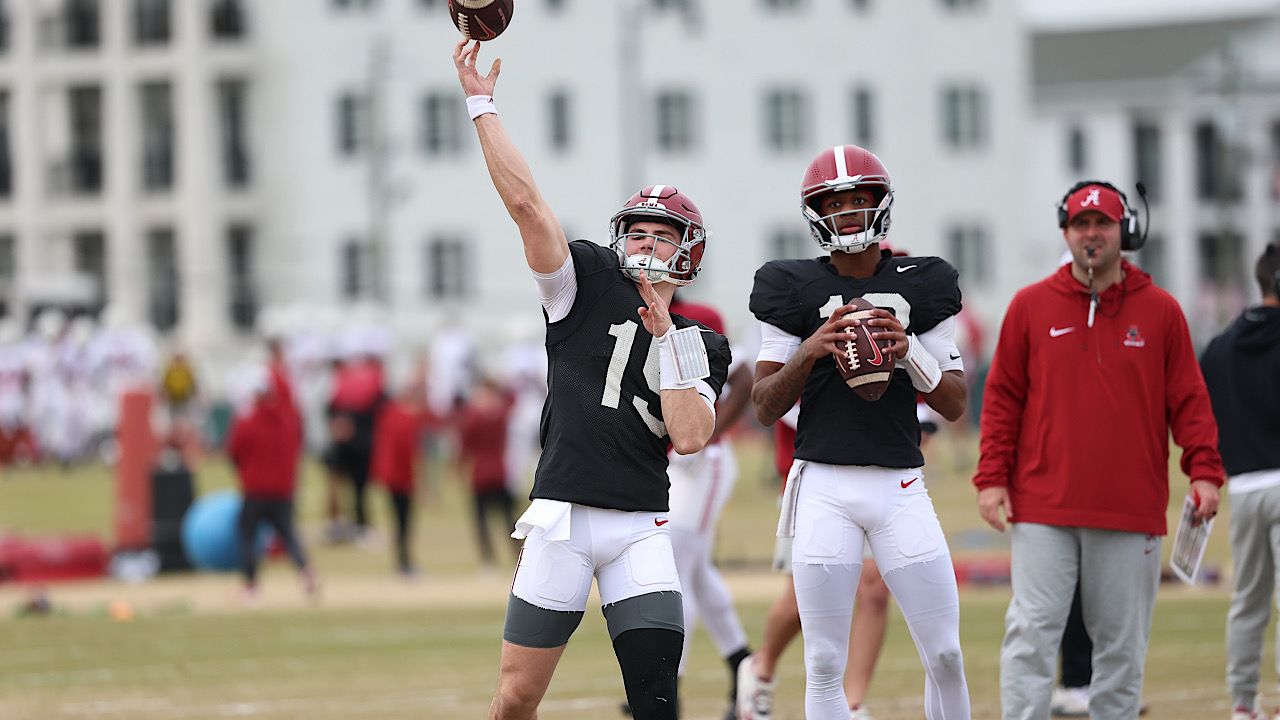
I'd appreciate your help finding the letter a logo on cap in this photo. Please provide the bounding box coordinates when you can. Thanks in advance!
[1080,189,1101,208]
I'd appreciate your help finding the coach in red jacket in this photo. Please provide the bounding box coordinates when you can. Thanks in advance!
[973,181,1224,720]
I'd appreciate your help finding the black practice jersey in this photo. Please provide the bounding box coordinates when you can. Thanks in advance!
[534,240,732,512]
[749,249,961,468]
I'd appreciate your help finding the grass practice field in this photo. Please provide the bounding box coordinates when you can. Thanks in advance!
[0,429,1273,719]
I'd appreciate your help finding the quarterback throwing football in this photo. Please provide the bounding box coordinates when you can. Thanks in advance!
[454,41,731,720]
[747,145,971,720]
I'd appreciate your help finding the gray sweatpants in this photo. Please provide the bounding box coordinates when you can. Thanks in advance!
[1227,484,1280,710]
[1001,523,1160,720]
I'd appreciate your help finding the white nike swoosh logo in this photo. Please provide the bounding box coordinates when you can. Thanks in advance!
[1049,326,1076,338]
[896,265,917,273]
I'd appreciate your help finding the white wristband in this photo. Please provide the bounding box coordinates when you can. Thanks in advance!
[466,95,496,120]
[655,329,699,391]
[903,334,943,393]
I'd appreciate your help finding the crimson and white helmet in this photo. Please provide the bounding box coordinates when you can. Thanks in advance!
[801,145,894,253]
[609,185,708,286]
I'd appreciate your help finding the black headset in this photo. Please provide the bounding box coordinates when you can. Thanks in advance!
[1056,180,1148,252]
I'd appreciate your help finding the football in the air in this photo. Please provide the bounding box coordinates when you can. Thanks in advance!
[448,0,514,41]
[833,297,896,402]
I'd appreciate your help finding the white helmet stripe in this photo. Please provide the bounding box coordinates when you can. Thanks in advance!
[648,185,666,199]
[832,146,849,181]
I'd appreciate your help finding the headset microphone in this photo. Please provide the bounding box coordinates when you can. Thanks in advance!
[1132,181,1151,251]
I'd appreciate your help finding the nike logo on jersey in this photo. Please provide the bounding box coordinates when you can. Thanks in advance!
[949,353,960,360]
[1049,326,1076,338]
[655,519,669,526]
[901,478,918,488]
[896,265,917,273]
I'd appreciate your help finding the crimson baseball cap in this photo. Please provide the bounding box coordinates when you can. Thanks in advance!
[1064,184,1125,224]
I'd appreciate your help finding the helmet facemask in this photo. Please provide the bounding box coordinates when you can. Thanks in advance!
[802,179,893,253]
[609,207,707,286]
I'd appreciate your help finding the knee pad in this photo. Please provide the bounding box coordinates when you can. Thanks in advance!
[502,593,584,648]
[602,590,683,641]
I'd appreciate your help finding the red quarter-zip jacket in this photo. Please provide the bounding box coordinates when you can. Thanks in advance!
[974,260,1223,535]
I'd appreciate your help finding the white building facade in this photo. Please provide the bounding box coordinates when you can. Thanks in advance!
[0,0,1030,375]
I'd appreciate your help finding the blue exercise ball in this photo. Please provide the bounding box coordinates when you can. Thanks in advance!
[181,490,270,572]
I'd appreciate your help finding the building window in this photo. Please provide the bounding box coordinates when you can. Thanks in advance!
[134,0,170,46]
[765,89,806,151]
[337,93,366,156]
[56,85,103,195]
[1198,232,1244,290]
[148,228,179,332]
[210,0,245,40]
[426,236,468,299]
[1195,121,1243,202]
[849,0,870,9]
[418,0,446,9]
[770,228,811,260]
[0,91,11,198]
[227,224,256,330]
[942,84,985,149]
[549,90,571,152]
[1269,121,1280,201]
[939,0,981,8]
[219,79,251,187]
[655,91,695,152]
[946,223,989,284]
[851,86,874,148]
[1067,126,1086,174]
[547,0,566,11]
[420,93,462,156]
[64,0,100,49]
[1134,234,1166,288]
[341,239,378,299]
[762,0,804,8]
[140,82,174,192]
[73,230,106,307]
[0,234,13,286]
[1133,122,1162,203]
[0,1,10,55]
[333,0,378,8]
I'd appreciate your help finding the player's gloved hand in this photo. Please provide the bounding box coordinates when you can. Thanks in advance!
[453,39,501,99]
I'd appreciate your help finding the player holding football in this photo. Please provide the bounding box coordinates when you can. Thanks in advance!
[746,144,971,720]
[453,40,731,720]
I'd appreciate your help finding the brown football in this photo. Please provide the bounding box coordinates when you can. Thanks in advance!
[448,0,514,41]
[833,297,896,402]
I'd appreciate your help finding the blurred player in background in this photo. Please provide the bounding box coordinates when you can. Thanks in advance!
[664,296,753,720]
[1199,243,1280,720]
[455,40,730,720]
[371,369,435,578]
[748,144,971,720]
[227,364,318,606]
[974,180,1223,720]
[457,377,521,571]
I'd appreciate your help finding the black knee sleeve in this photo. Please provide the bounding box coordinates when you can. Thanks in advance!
[613,628,682,720]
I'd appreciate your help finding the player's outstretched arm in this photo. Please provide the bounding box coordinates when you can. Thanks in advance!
[453,40,567,274]
[752,307,859,426]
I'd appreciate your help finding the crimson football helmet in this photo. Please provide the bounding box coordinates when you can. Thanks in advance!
[609,185,708,286]
[801,145,894,253]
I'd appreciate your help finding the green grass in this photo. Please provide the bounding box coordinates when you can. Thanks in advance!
[0,430,1272,719]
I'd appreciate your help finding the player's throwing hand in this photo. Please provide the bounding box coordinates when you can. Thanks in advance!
[797,305,860,362]
[453,39,500,97]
